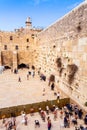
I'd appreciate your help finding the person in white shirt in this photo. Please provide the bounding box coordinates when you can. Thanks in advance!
[57,92,60,100]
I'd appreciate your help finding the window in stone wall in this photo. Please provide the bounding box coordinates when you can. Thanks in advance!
[26,38,29,42]
[4,45,7,50]
[15,45,18,50]
[53,45,56,48]
[26,46,29,49]
[31,34,34,39]
[10,36,13,40]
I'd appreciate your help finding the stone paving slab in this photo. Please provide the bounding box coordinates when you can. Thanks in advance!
[0,69,67,108]
[0,69,86,130]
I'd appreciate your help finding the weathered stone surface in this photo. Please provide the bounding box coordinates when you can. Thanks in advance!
[0,18,42,69]
[35,1,87,104]
[0,2,87,105]
[1,51,13,67]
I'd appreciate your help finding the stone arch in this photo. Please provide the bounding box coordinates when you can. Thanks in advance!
[18,63,29,69]
[10,36,13,40]
[4,66,11,69]
[17,51,30,68]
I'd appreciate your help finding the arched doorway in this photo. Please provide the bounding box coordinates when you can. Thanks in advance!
[18,63,29,69]
[4,66,11,69]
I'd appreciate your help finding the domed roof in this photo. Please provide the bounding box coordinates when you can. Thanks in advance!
[26,17,31,23]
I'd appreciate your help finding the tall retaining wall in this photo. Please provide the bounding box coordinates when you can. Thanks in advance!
[34,1,87,107]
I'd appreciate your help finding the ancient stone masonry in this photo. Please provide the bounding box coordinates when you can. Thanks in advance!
[0,17,42,70]
[0,1,87,106]
[34,1,87,105]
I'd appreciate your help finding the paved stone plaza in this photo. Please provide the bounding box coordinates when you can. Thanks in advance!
[0,69,67,108]
[0,69,86,130]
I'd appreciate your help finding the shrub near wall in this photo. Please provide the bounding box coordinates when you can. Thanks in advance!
[0,98,70,119]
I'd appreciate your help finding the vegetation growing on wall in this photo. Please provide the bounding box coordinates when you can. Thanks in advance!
[77,25,81,32]
[32,65,35,70]
[67,64,78,84]
[77,22,82,32]
[56,57,64,76]
[53,45,56,48]
[56,58,62,68]
[59,67,64,77]
[49,74,55,82]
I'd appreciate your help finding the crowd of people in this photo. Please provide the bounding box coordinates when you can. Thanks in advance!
[0,67,87,130]
[0,103,87,130]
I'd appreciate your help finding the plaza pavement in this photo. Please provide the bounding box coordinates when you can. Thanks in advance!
[0,69,86,130]
[0,69,67,108]
[0,110,85,130]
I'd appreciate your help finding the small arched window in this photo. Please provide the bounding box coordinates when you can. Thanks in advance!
[31,34,34,39]
[15,45,18,50]
[26,38,29,42]
[10,36,13,40]
[4,45,7,50]
[26,46,29,49]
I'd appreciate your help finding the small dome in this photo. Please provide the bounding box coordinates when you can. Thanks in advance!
[25,17,32,29]
[26,17,31,23]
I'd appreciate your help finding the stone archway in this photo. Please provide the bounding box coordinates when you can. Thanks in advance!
[17,51,31,69]
[4,66,11,69]
[18,63,29,69]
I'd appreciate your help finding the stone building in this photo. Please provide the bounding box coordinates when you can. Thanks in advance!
[0,1,87,106]
[0,17,42,70]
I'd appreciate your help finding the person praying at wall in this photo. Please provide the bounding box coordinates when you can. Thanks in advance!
[57,91,60,103]
[31,70,35,77]
[57,92,60,100]
[51,82,55,90]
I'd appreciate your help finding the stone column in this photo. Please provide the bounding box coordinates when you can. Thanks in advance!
[13,51,18,71]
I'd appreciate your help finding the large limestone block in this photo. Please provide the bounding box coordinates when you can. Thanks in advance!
[1,51,13,67]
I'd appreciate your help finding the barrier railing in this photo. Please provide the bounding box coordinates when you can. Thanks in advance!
[0,98,70,119]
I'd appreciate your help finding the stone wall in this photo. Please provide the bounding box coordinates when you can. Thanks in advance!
[0,28,41,69]
[34,1,87,106]
[0,2,87,107]
[1,51,13,67]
